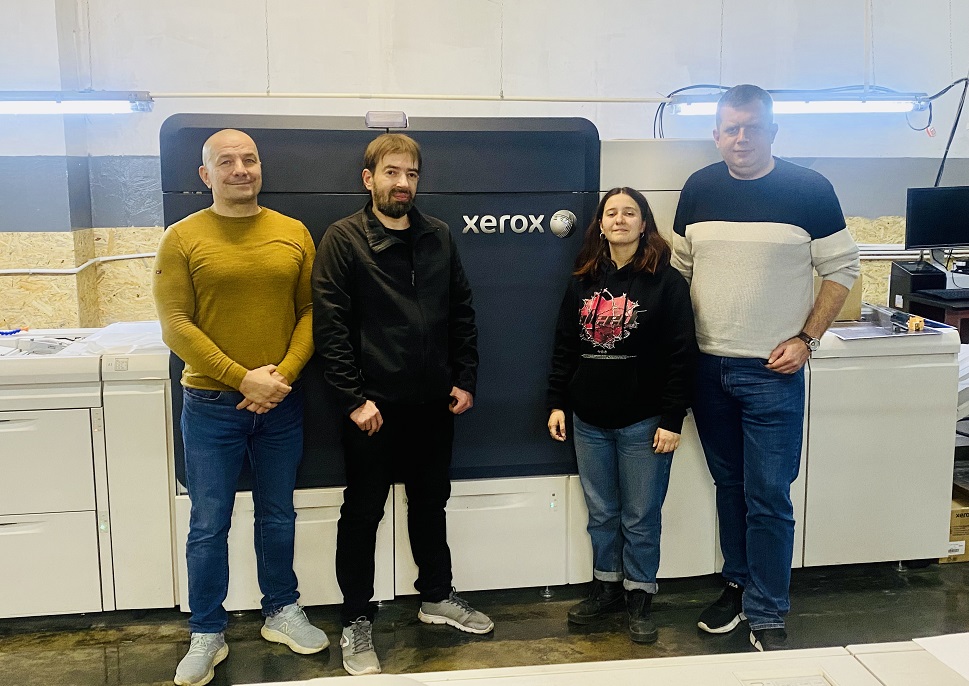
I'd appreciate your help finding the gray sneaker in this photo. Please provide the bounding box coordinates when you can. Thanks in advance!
[261,603,329,654]
[418,590,494,634]
[339,617,381,676]
[174,632,228,686]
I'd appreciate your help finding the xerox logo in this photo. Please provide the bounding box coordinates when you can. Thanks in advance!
[462,214,545,234]
[459,210,576,238]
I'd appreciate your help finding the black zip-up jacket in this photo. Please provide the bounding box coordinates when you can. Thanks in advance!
[546,261,697,433]
[312,203,478,415]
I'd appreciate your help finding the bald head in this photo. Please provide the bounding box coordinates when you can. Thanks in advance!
[199,128,262,217]
[202,129,258,166]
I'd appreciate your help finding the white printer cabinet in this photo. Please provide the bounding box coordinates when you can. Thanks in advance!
[803,329,961,565]
[0,328,177,620]
[0,355,109,618]
[101,351,178,610]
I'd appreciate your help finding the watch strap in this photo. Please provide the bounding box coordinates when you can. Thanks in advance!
[796,331,819,351]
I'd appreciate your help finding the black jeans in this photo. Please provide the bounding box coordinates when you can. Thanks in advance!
[336,398,455,625]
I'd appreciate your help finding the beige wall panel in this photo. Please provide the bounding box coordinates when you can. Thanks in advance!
[847,216,904,244]
[92,227,163,257]
[76,267,100,328]
[73,229,95,264]
[845,217,902,307]
[74,230,100,327]
[0,232,80,329]
[0,220,927,330]
[95,259,159,324]
[91,228,162,324]
[860,261,891,306]
[76,267,104,328]
[0,232,75,269]
[0,275,79,329]
[0,228,163,329]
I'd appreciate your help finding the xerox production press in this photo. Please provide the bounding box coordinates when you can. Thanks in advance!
[0,120,962,620]
[0,323,175,618]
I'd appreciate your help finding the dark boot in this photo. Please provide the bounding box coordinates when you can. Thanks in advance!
[627,589,658,644]
[567,579,625,625]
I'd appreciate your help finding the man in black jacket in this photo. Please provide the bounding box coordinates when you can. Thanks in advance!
[312,133,492,677]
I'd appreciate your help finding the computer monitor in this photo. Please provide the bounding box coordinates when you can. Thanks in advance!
[905,186,969,250]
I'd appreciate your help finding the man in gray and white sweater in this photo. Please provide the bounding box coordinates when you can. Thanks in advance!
[670,84,859,652]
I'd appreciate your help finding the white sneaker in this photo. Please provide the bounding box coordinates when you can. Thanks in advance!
[174,632,228,686]
[418,590,494,634]
[261,603,329,654]
[339,617,381,676]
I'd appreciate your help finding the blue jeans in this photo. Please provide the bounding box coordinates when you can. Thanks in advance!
[573,414,673,593]
[691,354,804,630]
[181,384,304,633]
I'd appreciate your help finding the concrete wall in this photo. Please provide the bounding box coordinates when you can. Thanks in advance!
[1,0,968,325]
[3,1,969,159]
[2,1,969,229]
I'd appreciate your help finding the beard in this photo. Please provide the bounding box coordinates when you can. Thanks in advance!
[374,188,413,219]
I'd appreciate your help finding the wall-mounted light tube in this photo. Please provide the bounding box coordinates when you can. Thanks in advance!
[0,91,153,115]
[670,91,927,116]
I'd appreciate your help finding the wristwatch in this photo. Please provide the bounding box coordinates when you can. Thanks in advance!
[796,331,821,353]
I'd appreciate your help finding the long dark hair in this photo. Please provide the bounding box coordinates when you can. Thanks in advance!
[573,187,670,281]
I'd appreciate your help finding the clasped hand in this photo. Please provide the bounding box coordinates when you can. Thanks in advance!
[236,364,291,414]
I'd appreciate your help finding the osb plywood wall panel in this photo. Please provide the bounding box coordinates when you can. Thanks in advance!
[0,275,79,329]
[0,218,917,329]
[91,227,163,325]
[73,229,96,263]
[92,227,163,257]
[0,231,75,269]
[847,216,904,245]
[74,229,99,328]
[860,260,891,306]
[0,232,80,329]
[846,217,901,307]
[0,228,162,329]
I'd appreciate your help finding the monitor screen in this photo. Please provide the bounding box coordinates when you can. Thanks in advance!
[905,186,969,250]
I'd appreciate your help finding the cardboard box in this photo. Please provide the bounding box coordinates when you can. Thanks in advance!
[940,492,969,563]
[814,273,863,322]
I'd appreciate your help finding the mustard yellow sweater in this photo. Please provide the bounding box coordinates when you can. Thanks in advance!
[152,207,315,390]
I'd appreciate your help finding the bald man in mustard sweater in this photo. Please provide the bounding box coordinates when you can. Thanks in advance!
[153,129,327,686]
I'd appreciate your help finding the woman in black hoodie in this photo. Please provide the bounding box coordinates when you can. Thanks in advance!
[547,187,697,644]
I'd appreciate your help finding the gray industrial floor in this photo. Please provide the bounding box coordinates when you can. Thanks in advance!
[2,562,968,685]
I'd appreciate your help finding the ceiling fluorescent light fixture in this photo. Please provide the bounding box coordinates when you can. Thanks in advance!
[0,90,153,115]
[670,91,927,116]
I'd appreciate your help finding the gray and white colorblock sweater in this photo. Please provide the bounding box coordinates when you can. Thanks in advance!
[671,159,860,360]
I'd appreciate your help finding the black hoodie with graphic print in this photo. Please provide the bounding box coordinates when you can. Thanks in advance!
[546,260,697,433]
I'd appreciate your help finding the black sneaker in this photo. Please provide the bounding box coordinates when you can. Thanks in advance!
[567,579,625,625]
[750,627,789,651]
[626,590,658,644]
[697,580,745,634]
